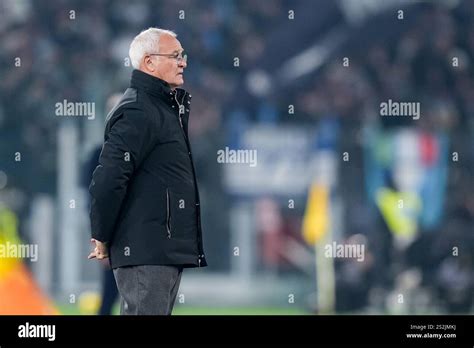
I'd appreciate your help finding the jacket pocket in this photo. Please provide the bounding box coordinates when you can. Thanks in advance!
[166,187,197,240]
[166,188,172,238]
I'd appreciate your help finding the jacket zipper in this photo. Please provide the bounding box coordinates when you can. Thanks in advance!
[173,91,205,267]
[166,188,171,239]
[174,92,186,134]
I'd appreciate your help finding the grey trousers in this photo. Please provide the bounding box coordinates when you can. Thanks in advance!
[113,265,183,315]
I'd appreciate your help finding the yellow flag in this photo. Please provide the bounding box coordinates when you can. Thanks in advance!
[302,183,329,245]
[376,187,422,238]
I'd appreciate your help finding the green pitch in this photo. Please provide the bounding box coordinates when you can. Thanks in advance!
[57,303,311,315]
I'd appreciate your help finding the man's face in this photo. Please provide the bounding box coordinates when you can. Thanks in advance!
[146,34,187,89]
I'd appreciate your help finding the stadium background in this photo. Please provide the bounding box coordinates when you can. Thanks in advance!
[0,0,473,315]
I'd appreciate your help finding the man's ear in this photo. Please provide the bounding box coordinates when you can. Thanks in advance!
[143,55,155,72]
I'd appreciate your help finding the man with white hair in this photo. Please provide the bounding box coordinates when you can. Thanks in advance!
[88,28,207,315]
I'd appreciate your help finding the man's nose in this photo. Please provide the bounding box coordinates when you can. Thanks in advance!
[179,59,187,68]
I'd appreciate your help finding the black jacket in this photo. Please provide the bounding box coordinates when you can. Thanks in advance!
[89,69,207,269]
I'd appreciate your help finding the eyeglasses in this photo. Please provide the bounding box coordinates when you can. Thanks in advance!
[148,51,187,63]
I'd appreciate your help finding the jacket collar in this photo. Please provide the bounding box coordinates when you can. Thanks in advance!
[130,69,174,96]
[130,69,191,108]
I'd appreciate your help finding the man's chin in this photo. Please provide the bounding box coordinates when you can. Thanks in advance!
[170,77,184,89]
[175,78,184,87]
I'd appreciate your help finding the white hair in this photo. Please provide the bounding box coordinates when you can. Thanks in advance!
[129,27,177,69]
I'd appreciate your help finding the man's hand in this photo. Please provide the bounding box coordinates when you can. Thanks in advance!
[88,238,109,260]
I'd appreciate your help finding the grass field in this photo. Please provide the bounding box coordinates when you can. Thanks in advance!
[57,303,312,315]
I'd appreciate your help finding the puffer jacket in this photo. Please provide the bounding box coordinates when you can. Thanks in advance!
[89,69,207,269]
